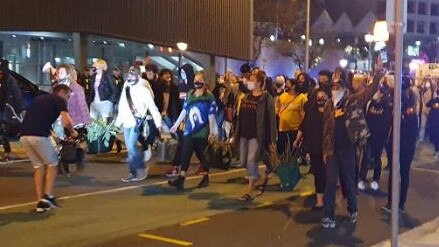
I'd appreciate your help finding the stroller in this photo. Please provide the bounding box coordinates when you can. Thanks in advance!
[58,124,88,176]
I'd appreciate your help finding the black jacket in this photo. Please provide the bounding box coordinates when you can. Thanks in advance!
[87,71,118,105]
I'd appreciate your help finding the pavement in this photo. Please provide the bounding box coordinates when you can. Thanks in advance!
[0,141,439,246]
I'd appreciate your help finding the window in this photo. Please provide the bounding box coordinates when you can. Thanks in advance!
[417,21,425,33]
[430,22,438,35]
[407,19,415,33]
[418,2,427,15]
[431,3,439,16]
[408,1,416,13]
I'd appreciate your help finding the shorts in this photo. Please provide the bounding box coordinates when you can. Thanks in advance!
[90,100,114,119]
[20,136,59,168]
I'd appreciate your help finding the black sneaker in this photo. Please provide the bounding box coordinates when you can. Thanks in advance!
[349,212,358,223]
[168,176,185,190]
[36,200,51,213]
[43,195,60,209]
[381,204,391,213]
[399,205,406,214]
[322,217,336,229]
[197,175,209,188]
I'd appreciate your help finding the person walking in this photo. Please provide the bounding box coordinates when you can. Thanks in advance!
[426,88,439,159]
[115,66,162,182]
[168,71,218,190]
[20,84,78,212]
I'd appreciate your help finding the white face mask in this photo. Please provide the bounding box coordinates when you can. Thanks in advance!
[247,82,256,91]
[426,82,431,89]
[372,91,381,101]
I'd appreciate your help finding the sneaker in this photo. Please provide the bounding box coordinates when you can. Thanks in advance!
[358,181,366,191]
[121,173,136,183]
[434,152,439,160]
[370,181,379,191]
[144,149,152,162]
[197,175,209,188]
[399,205,406,214]
[322,217,336,229]
[195,164,204,175]
[168,176,185,190]
[36,200,51,213]
[165,166,179,177]
[349,212,358,223]
[381,204,391,213]
[43,195,60,208]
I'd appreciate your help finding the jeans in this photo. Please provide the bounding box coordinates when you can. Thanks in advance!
[324,146,357,219]
[216,111,225,140]
[239,138,259,180]
[430,131,439,152]
[124,127,144,177]
[359,140,385,182]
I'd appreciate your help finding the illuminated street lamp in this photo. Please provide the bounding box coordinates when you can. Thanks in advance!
[365,33,374,72]
[176,42,188,84]
[339,59,348,68]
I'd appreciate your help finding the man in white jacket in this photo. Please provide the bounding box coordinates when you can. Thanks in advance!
[115,66,162,182]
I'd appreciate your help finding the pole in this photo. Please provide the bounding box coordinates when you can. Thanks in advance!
[368,42,373,72]
[178,51,182,84]
[304,0,311,73]
[392,0,405,246]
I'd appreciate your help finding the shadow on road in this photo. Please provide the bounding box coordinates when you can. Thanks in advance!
[0,211,50,228]
[306,221,363,247]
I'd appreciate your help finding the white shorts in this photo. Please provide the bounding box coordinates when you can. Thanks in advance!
[90,100,114,119]
[20,136,59,168]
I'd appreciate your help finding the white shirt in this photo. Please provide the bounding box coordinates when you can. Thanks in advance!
[93,72,103,102]
[115,79,162,129]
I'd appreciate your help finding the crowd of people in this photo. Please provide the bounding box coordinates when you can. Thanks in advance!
[1,57,438,228]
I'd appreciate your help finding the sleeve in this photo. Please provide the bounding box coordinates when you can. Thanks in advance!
[426,98,435,108]
[56,96,68,113]
[266,95,278,144]
[208,94,218,115]
[106,73,119,104]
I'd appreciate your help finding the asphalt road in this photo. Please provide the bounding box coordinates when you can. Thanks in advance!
[0,142,439,247]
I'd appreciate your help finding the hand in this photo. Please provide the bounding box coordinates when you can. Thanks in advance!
[269,142,277,154]
[208,134,217,144]
[323,154,330,165]
[293,140,300,149]
[71,130,79,138]
[170,125,178,134]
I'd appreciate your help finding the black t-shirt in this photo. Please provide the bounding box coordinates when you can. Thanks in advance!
[239,94,261,139]
[151,79,170,112]
[20,94,68,137]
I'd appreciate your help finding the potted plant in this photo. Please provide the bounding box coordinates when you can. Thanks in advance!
[86,118,119,154]
[270,141,301,191]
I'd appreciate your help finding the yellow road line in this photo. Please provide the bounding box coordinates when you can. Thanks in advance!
[180,217,210,226]
[139,233,193,246]
[254,201,273,208]
[300,190,314,197]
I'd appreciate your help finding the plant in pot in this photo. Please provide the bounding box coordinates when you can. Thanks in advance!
[270,141,301,191]
[86,118,119,154]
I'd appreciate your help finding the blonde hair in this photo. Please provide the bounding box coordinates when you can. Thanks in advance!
[68,64,78,81]
[95,59,108,71]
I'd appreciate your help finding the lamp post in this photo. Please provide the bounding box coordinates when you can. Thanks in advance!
[365,33,374,72]
[176,42,188,84]
[305,0,311,73]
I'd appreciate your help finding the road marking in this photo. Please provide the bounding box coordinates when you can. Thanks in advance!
[299,190,314,197]
[139,233,193,246]
[413,166,439,175]
[0,168,245,211]
[254,201,273,208]
[180,217,210,226]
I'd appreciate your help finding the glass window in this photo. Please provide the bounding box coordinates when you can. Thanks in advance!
[417,21,425,33]
[407,19,415,33]
[431,3,439,16]
[430,22,438,35]
[418,2,427,15]
[408,1,416,13]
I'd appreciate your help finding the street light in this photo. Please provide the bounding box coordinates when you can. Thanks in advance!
[339,59,348,68]
[365,33,374,72]
[176,42,188,86]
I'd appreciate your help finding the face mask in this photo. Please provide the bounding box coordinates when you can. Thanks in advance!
[426,82,431,89]
[275,82,284,89]
[247,82,256,91]
[91,67,97,73]
[127,79,138,85]
[194,81,204,89]
[332,89,345,106]
[317,99,326,106]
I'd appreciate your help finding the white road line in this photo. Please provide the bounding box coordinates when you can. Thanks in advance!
[0,168,245,212]
[413,166,439,175]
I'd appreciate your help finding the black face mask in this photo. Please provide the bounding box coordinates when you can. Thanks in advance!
[91,67,97,73]
[194,81,204,89]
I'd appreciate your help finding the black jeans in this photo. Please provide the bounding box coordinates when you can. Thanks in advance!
[277,130,297,155]
[180,136,208,173]
[310,154,326,194]
[430,131,439,152]
[324,146,357,219]
[387,138,416,208]
[359,139,385,182]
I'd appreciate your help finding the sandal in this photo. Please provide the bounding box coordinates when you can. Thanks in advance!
[256,169,273,196]
[239,193,254,202]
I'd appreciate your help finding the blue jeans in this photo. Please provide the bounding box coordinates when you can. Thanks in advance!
[124,127,144,176]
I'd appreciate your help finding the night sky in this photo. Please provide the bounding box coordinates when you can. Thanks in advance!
[312,0,377,25]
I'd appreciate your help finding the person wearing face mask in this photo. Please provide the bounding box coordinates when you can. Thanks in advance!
[276,79,307,154]
[426,87,439,159]
[321,70,381,229]
[358,86,392,191]
[87,59,118,123]
[382,76,419,214]
[294,88,328,210]
[168,71,218,190]
[115,66,162,182]
[234,71,277,201]
[296,72,311,95]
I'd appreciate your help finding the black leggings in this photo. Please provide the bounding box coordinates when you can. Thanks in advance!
[430,131,439,152]
[310,154,326,194]
[180,137,208,173]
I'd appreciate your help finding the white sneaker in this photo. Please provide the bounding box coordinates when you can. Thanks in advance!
[144,148,152,162]
[434,152,439,160]
[358,181,366,191]
[370,181,379,191]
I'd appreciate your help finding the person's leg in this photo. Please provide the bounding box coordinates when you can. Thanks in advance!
[372,143,385,182]
[399,139,416,209]
[310,154,325,207]
[419,113,427,140]
[44,164,58,196]
[168,136,194,189]
[34,166,44,201]
[324,155,340,220]
[277,131,286,155]
[123,127,144,178]
[193,138,210,187]
[339,148,358,216]
[245,138,259,197]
